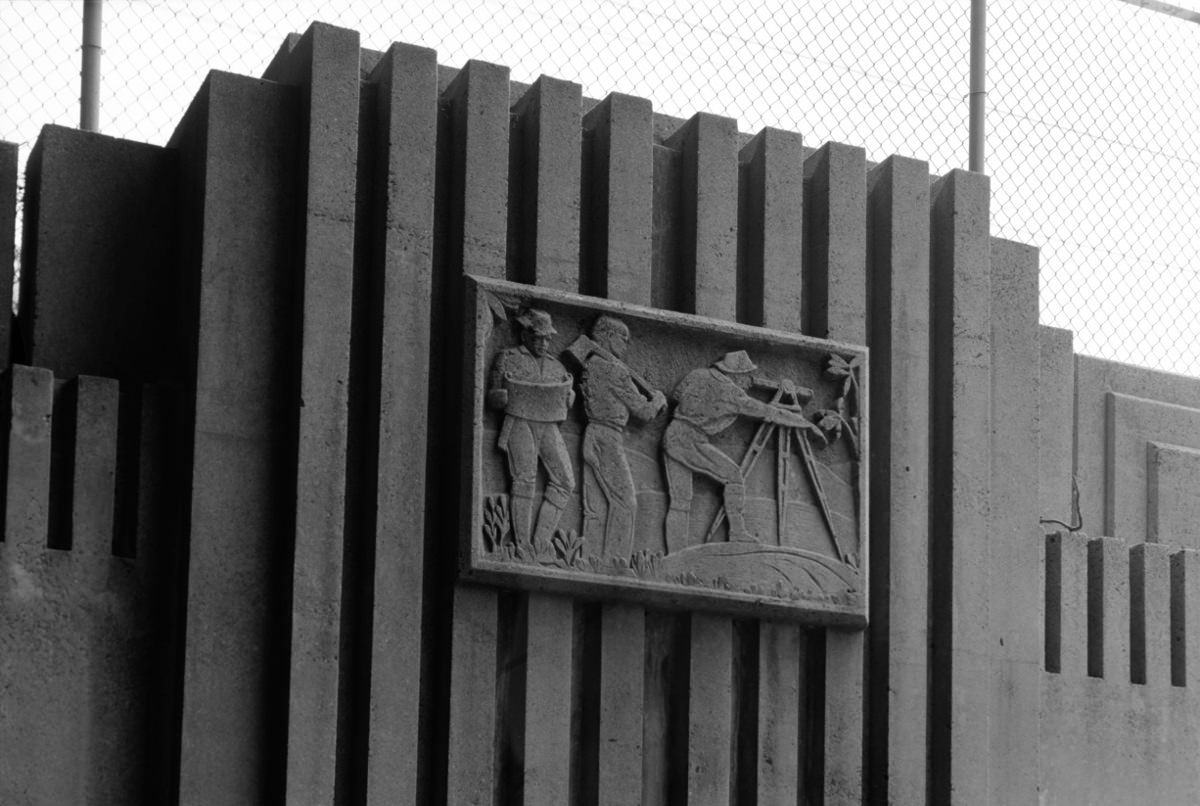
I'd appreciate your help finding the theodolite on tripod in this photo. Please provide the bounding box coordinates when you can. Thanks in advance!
[704,375,849,563]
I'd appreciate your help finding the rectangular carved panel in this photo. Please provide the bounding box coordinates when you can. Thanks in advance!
[461,275,868,625]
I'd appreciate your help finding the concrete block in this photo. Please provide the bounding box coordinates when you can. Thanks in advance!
[1089,535,1130,680]
[1045,531,1090,677]
[447,584,499,806]
[510,76,582,291]
[928,168,991,805]
[864,154,930,805]
[581,93,653,304]
[1074,356,1200,540]
[1132,542,1173,686]
[664,113,739,320]
[2,364,54,548]
[442,60,511,279]
[168,70,301,804]
[1038,327,1074,523]
[20,127,178,382]
[48,375,118,559]
[804,142,867,343]
[598,602,644,805]
[1148,442,1200,547]
[362,42,438,805]
[738,128,804,330]
[1170,548,1200,688]
[1106,392,1200,544]
[0,141,14,367]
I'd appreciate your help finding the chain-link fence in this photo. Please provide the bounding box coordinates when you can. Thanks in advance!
[4,0,1200,373]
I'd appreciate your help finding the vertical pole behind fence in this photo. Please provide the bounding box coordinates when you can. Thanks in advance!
[969,0,986,173]
[81,0,103,132]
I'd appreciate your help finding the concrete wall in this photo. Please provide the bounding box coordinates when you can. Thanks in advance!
[3,20,1200,805]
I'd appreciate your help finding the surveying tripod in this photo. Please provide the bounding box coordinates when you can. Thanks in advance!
[704,385,849,562]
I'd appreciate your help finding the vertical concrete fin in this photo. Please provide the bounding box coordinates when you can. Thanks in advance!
[688,613,734,804]
[1,365,54,548]
[864,154,930,805]
[0,141,15,368]
[928,168,991,805]
[581,91,654,806]
[597,602,645,805]
[446,585,500,806]
[1038,327,1075,522]
[803,142,867,342]
[441,57,510,806]
[263,23,362,803]
[1169,548,1200,688]
[988,237,1041,804]
[443,60,511,280]
[1046,531,1090,676]
[581,93,653,304]
[172,71,300,804]
[1130,542,1172,686]
[737,127,804,330]
[803,142,868,805]
[509,76,582,291]
[741,125,806,804]
[1089,535,1130,680]
[664,113,739,320]
[523,594,574,804]
[362,42,438,805]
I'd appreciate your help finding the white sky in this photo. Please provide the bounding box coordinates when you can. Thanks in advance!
[3,0,1200,374]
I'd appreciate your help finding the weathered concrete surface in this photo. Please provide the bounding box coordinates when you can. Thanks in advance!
[19,127,177,383]
[1147,442,1200,547]
[1038,327,1074,525]
[664,113,739,320]
[1131,542,1173,687]
[583,89,654,806]
[806,141,868,805]
[1106,392,1200,545]
[1045,531,1090,677]
[1172,548,1200,689]
[1089,535,1130,681]
[865,154,930,805]
[510,76,582,290]
[747,124,806,804]
[988,237,1042,804]
[1040,676,1200,804]
[361,42,438,805]
[263,24,362,802]
[1074,356,1200,539]
[738,127,804,330]
[928,169,991,806]
[168,71,300,804]
[581,94,653,305]
[442,57,510,806]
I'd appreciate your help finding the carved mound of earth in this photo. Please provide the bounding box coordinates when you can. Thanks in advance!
[657,542,860,602]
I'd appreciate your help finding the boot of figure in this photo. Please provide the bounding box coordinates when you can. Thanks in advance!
[511,493,535,546]
[532,500,565,551]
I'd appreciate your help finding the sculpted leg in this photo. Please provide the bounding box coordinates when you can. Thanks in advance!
[504,420,539,545]
[663,455,693,554]
[580,429,605,551]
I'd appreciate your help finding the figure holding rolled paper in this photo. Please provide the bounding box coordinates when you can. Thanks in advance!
[487,308,576,551]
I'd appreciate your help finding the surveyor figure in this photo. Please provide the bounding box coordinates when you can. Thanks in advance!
[661,350,822,552]
[487,308,576,551]
[576,316,667,559]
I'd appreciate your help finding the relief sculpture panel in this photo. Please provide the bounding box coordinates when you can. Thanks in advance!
[461,276,867,625]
